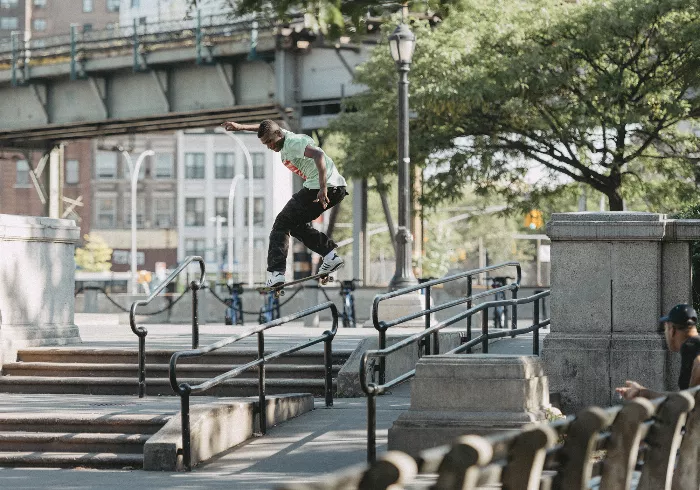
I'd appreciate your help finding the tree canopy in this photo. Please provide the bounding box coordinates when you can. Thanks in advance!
[331,0,700,211]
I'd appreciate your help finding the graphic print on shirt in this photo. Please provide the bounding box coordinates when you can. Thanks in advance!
[283,160,307,180]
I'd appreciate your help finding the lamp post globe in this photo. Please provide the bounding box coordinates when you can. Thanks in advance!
[388,22,418,291]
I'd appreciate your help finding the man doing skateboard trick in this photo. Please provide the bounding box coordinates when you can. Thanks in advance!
[222,119,347,288]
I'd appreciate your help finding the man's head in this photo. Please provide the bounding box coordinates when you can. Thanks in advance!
[258,120,284,152]
[660,304,698,352]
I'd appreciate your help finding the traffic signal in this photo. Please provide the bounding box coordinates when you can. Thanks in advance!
[525,210,544,230]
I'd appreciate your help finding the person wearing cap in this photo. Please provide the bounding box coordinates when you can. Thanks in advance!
[616,303,700,400]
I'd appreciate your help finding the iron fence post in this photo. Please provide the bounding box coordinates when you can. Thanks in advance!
[367,391,376,463]
[466,276,473,353]
[482,305,489,354]
[70,25,78,80]
[379,328,386,385]
[191,281,199,349]
[132,19,139,72]
[324,334,334,407]
[138,333,146,397]
[181,392,191,471]
[195,8,202,64]
[511,288,518,337]
[533,296,540,356]
[425,285,431,354]
[10,31,18,87]
[258,331,266,434]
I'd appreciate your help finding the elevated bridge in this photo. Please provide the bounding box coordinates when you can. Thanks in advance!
[0,13,373,149]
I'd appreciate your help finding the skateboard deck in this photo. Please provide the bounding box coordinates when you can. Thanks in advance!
[257,266,343,297]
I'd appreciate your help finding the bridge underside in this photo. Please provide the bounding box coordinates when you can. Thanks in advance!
[0,103,289,150]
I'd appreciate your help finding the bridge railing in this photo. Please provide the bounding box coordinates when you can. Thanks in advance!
[279,386,700,490]
[169,301,339,471]
[130,255,205,398]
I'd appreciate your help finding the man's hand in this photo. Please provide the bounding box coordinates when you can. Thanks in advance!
[615,380,645,400]
[222,121,244,132]
[314,188,329,209]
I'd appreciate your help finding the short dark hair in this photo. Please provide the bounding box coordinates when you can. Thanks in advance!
[258,120,281,139]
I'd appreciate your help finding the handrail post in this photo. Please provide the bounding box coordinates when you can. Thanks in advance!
[379,328,386,385]
[138,333,146,397]
[510,287,518,337]
[324,334,334,407]
[70,25,78,80]
[191,281,200,349]
[424,285,431,355]
[10,31,18,87]
[533,296,540,356]
[132,19,139,72]
[258,330,266,434]
[367,391,376,463]
[181,391,191,471]
[482,305,489,354]
[466,276,472,354]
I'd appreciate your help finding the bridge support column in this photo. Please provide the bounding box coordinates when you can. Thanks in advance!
[0,215,81,364]
[542,212,700,414]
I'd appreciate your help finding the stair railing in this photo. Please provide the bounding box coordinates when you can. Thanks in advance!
[130,255,205,398]
[169,301,339,471]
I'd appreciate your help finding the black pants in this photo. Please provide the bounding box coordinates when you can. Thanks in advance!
[267,186,347,273]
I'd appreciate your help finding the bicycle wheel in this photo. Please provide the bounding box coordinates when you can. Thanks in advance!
[235,299,244,325]
[348,296,357,329]
[225,299,233,326]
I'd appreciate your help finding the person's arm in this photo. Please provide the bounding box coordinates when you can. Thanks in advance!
[222,121,259,132]
[305,145,329,208]
[615,380,665,400]
[689,356,700,388]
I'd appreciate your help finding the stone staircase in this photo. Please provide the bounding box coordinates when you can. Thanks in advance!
[0,347,354,397]
[0,412,169,468]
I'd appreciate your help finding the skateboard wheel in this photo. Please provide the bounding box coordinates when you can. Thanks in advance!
[279,290,285,297]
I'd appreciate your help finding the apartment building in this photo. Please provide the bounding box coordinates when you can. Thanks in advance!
[177,130,293,283]
[0,0,25,39]
[91,133,178,272]
[31,0,120,40]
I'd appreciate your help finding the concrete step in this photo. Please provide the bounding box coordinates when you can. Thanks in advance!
[0,413,170,434]
[3,362,340,379]
[0,376,334,396]
[0,451,143,468]
[16,347,353,366]
[0,431,149,453]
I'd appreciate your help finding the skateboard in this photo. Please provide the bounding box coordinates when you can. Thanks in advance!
[257,267,342,297]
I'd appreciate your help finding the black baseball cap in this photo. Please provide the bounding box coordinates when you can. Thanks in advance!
[660,304,698,325]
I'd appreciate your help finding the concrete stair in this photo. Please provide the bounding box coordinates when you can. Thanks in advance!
[0,347,353,397]
[0,413,169,469]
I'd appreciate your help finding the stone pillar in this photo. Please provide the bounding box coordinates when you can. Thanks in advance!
[0,215,81,364]
[542,212,700,414]
[388,355,551,455]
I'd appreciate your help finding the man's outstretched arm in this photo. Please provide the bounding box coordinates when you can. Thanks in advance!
[616,380,665,400]
[222,121,260,132]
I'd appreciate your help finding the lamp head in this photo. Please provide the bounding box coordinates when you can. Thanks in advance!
[388,23,416,65]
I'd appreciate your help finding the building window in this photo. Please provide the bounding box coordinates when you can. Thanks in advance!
[0,17,18,29]
[184,153,205,179]
[0,0,18,8]
[32,0,46,7]
[106,0,119,12]
[83,23,92,33]
[214,153,234,179]
[32,18,46,31]
[244,197,264,227]
[95,197,116,228]
[215,198,232,225]
[153,197,174,228]
[65,159,79,185]
[82,0,93,12]
[154,153,173,178]
[184,238,206,258]
[96,151,117,179]
[130,0,139,8]
[245,153,265,179]
[123,194,145,227]
[15,159,30,187]
[112,250,144,266]
[185,198,205,226]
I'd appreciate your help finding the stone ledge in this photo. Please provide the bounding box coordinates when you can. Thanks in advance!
[0,214,80,243]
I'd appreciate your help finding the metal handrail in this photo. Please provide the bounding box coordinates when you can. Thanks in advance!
[130,255,205,398]
[170,301,339,471]
[372,262,522,384]
[361,289,551,462]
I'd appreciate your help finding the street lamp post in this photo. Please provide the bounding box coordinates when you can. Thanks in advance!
[227,174,243,285]
[119,148,155,294]
[210,215,226,288]
[388,23,418,290]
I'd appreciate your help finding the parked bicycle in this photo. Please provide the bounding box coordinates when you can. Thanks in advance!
[258,289,281,324]
[224,282,245,326]
[489,276,513,329]
[339,279,359,329]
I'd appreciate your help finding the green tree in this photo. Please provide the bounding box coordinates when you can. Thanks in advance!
[75,234,113,272]
[332,0,700,212]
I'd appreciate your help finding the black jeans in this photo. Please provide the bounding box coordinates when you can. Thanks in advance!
[267,186,348,273]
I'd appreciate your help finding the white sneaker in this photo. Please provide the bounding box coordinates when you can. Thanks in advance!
[318,251,344,275]
[266,271,285,287]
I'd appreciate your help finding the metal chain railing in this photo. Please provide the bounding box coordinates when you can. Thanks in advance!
[75,285,188,315]
[202,283,303,315]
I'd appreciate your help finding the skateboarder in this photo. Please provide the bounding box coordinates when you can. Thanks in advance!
[222,119,347,288]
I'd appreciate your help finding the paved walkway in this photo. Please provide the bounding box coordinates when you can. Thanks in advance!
[0,317,543,489]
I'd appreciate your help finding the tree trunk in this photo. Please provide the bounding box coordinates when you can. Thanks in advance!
[607,191,624,211]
